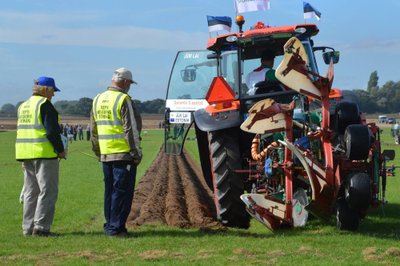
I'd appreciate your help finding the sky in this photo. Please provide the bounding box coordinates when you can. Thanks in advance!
[1,0,399,107]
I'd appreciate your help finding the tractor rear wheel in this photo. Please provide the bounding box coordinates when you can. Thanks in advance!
[208,128,250,229]
[335,198,360,231]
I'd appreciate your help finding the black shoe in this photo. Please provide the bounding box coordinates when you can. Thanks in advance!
[32,228,59,237]
[108,231,131,238]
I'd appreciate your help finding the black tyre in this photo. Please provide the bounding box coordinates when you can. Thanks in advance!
[208,128,250,228]
[334,102,360,134]
[344,124,371,160]
[195,124,213,191]
[345,172,371,210]
[336,198,360,231]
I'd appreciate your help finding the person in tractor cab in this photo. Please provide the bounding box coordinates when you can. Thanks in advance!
[246,50,278,95]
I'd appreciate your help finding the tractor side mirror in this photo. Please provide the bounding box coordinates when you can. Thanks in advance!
[181,68,196,82]
[382,149,395,161]
[323,51,340,64]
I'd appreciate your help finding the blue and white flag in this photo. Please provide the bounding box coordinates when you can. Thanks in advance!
[207,16,232,32]
[234,0,270,14]
[303,2,321,21]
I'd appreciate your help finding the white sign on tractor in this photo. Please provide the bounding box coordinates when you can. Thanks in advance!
[169,112,191,124]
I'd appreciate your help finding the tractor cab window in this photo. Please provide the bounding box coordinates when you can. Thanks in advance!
[220,50,240,97]
[167,50,217,100]
[240,39,318,98]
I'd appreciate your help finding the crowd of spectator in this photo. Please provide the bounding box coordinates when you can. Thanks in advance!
[60,123,91,143]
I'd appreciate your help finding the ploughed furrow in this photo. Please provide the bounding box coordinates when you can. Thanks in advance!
[127,145,219,228]
[128,147,164,221]
[164,153,191,228]
[177,152,218,227]
[128,149,169,226]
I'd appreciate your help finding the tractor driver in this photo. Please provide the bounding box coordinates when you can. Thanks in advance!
[246,50,278,95]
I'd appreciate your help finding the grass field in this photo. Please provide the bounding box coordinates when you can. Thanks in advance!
[1,128,400,265]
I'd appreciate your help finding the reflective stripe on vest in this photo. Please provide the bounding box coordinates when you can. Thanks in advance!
[15,96,58,159]
[93,90,130,154]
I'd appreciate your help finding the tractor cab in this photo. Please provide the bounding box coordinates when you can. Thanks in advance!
[164,18,338,156]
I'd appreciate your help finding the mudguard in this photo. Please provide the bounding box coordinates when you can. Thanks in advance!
[194,108,241,132]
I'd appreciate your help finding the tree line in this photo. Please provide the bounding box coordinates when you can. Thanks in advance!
[0,98,166,117]
[0,97,165,117]
[1,71,399,117]
[353,71,400,114]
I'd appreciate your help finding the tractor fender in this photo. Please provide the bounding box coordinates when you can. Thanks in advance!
[194,108,241,132]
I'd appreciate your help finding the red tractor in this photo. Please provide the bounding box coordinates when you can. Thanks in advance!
[164,16,394,230]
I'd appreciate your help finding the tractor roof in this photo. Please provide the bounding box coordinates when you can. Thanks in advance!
[207,23,319,59]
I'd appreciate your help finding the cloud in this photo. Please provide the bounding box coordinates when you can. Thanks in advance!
[0,10,100,26]
[0,26,207,50]
[319,38,400,55]
[0,10,208,50]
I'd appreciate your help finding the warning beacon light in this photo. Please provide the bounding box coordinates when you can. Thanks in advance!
[236,15,245,33]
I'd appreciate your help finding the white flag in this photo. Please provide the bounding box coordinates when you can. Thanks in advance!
[235,0,270,14]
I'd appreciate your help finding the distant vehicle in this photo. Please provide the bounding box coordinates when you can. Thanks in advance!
[387,118,396,124]
[378,115,388,123]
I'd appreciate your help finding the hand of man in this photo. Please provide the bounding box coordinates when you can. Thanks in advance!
[133,158,141,165]
[58,151,66,160]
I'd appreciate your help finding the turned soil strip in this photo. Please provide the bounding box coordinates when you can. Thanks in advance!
[177,152,217,227]
[129,150,169,225]
[128,146,219,228]
[164,154,191,227]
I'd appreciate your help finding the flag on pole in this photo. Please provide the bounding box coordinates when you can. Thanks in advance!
[234,0,270,14]
[303,2,321,21]
[207,16,232,32]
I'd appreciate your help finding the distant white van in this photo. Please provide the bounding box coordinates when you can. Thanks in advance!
[378,115,387,123]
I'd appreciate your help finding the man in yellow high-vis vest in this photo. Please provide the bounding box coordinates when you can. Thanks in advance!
[16,76,66,236]
[91,67,142,237]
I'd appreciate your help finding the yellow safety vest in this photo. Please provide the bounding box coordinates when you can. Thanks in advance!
[93,90,130,155]
[15,96,58,159]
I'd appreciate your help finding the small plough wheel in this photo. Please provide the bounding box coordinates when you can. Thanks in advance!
[292,188,309,227]
[335,198,360,231]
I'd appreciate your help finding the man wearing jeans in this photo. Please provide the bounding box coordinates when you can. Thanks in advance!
[91,67,142,237]
[16,76,66,236]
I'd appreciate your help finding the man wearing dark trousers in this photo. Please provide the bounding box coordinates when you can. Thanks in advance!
[91,67,142,237]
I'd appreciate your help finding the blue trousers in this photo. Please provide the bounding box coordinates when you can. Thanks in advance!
[102,161,136,235]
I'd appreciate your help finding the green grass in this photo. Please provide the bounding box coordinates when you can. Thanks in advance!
[1,128,400,265]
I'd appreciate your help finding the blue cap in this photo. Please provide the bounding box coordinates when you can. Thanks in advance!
[36,76,60,92]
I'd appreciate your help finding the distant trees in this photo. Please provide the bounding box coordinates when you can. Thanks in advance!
[0,103,16,116]
[52,97,165,117]
[1,97,166,117]
[137,98,165,114]
[1,72,399,116]
[353,71,400,114]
